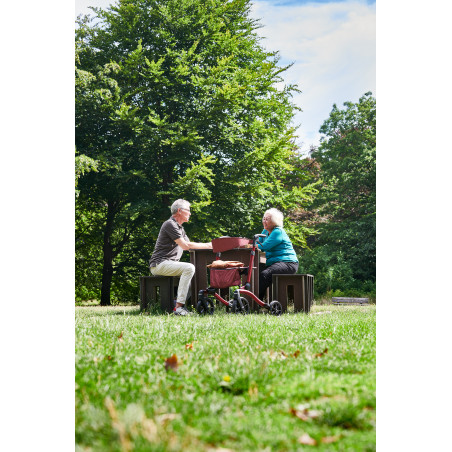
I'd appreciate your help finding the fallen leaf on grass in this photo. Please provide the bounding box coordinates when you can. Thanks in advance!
[298,433,317,446]
[105,397,131,452]
[321,435,340,444]
[290,408,309,421]
[118,332,124,342]
[164,354,179,371]
[277,350,301,359]
[185,343,193,349]
[141,418,157,442]
[314,348,328,358]
[265,350,301,361]
[290,407,322,421]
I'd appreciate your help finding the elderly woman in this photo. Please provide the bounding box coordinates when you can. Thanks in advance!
[257,208,299,300]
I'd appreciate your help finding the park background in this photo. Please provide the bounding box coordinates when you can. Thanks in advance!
[74,0,376,307]
[2,0,452,451]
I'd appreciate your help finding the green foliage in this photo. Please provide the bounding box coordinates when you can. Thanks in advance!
[75,0,317,303]
[168,154,217,214]
[300,246,355,293]
[302,93,376,296]
[76,306,376,450]
[75,200,104,301]
[75,152,99,184]
[75,150,99,198]
[299,247,376,299]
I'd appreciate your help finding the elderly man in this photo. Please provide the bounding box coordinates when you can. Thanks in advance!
[149,199,212,315]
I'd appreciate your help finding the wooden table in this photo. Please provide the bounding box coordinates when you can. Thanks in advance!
[189,248,265,309]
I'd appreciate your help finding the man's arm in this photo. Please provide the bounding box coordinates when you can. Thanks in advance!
[175,237,212,250]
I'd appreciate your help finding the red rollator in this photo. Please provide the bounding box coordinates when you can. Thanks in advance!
[196,234,283,316]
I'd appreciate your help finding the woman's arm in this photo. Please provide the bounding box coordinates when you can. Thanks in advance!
[257,228,283,251]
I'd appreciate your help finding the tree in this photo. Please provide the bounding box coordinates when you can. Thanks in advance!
[76,0,317,304]
[302,93,376,293]
[75,151,98,198]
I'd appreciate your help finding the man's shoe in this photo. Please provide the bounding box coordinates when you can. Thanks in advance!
[173,306,193,316]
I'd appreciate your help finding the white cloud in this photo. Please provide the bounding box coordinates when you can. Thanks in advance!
[250,1,376,152]
[75,0,113,18]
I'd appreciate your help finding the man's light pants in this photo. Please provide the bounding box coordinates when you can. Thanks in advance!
[150,260,195,305]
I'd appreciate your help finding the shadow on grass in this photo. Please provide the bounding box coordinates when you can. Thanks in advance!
[75,303,187,317]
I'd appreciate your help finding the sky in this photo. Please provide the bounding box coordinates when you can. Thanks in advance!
[249,0,375,152]
[75,0,376,154]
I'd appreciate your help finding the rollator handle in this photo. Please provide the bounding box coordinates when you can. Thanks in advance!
[251,233,266,248]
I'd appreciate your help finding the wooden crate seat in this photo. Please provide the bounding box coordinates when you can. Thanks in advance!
[139,276,180,313]
[271,274,314,313]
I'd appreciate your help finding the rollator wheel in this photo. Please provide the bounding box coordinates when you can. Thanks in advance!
[269,300,282,316]
[232,297,250,314]
[196,297,215,315]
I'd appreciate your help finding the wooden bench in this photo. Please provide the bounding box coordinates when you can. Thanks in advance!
[332,297,369,305]
[139,276,180,313]
[272,274,314,313]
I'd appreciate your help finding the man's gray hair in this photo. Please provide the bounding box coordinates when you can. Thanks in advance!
[265,208,284,227]
[171,199,191,215]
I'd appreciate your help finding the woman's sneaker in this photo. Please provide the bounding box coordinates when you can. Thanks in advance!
[173,306,193,316]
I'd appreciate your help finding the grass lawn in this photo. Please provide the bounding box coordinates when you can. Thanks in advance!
[75,304,376,451]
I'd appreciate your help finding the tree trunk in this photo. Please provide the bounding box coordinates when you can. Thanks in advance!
[100,200,118,306]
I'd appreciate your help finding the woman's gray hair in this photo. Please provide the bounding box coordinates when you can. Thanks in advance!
[265,208,284,227]
[171,199,191,215]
